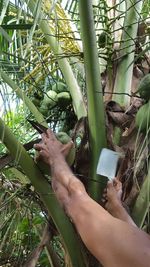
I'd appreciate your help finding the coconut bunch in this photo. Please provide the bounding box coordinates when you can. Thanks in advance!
[135,74,150,132]
[30,82,71,118]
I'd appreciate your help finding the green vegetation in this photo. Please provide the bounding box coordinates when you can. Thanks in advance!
[135,101,150,132]
[43,90,58,107]
[0,0,150,266]
[52,82,68,93]
[136,74,150,101]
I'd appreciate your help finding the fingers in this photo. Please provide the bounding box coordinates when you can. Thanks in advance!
[39,129,56,144]
[101,188,108,205]
[35,153,41,163]
[61,141,74,157]
[42,130,61,149]
[107,179,121,193]
[112,178,122,191]
[46,129,56,139]
[34,130,74,164]
[101,196,107,203]
[34,144,42,151]
[102,181,114,204]
[107,180,114,189]
[34,143,46,151]
[41,132,49,143]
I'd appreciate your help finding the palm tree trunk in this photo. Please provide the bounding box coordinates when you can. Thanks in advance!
[132,172,150,228]
[79,0,107,201]
[113,0,143,106]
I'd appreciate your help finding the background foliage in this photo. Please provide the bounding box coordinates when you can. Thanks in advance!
[0,0,150,266]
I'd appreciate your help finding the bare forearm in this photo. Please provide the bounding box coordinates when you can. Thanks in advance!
[112,202,136,227]
[50,155,74,187]
[50,155,86,197]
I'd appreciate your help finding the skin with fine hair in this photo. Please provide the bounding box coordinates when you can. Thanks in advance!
[102,178,137,227]
[34,129,150,267]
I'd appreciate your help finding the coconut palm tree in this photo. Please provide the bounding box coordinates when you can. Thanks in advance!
[0,0,150,266]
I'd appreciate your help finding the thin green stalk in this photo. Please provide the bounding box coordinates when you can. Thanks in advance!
[26,0,87,120]
[0,117,86,267]
[1,69,48,128]
[0,211,16,251]
[132,172,150,228]
[35,224,62,267]
[1,24,34,30]
[0,0,10,25]
[79,1,107,201]
[113,0,143,106]
[9,167,30,184]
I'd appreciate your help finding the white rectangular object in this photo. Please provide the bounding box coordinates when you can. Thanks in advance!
[96,148,121,180]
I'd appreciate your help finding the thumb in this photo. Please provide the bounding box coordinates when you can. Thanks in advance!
[61,141,74,157]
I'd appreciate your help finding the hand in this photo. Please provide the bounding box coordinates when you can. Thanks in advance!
[106,178,122,207]
[34,129,73,166]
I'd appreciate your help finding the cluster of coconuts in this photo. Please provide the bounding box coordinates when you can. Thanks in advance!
[32,82,71,117]
[32,83,76,166]
[135,74,150,132]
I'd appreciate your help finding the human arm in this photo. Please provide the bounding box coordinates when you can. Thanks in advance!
[34,130,150,267]
[105,179,137,227]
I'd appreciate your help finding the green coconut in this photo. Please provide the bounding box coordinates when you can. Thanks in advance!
[135,101,150,131]
[98,32,107,48]
[57,92,71,108]
[66,145,76,166]
[32,97,41,107]
[136,74,150,101]
[52,82,68,93]
[56,132,75,166]
[39,104,48,116]
[43,90,58,107]
[56,131,71,144]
